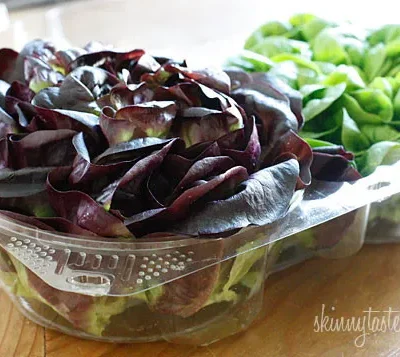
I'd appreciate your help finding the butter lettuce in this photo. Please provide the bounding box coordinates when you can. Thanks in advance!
[229,14,400,178]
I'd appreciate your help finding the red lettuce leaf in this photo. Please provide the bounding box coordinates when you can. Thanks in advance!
[0,49,19,83]
[311,146,362,182]
[38,217,98,236]
[32,66,120,114]
[109,83,154,109]
[170,159,299,235]
[262,129,312,188]
[125,166,249,236]
[230,80,312,188]
[100,101,176,145]
[161,64,231,94]
[227,69,304,129]
[153,82,230,111]
[0,107,18,138]
[0,80,10,108]
[15,102,100,133]
[177,106,243,147]
[0,167,54,216]
[24,56,63,92]
[68,49,145,75]
[165,156,236,204]
[94,137,173,165]
[161,142,222,183]
[96,138,184,211]
[128,54,161,83]
[2,40,57,84]
[217,117,261,173]
[46,167,133,237]
[5,130,77,169]
[69,132,132,191]
[51,48,87,71]
[6,81,35,103]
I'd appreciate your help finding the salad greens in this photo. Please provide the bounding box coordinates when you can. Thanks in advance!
[228,14,400,177]
[0,39,325,336]
[0,40,317,238]
[0,34,366,338]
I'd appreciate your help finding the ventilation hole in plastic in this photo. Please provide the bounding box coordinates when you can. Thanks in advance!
[10,237,17,242]
[42,245,49,250]
[39,252,47,257]
[21,245,27,250]
[137,279,143,284]
[367,182,390,191]
[149,260,155,265]
[67,274,110,286]
[156,265,161,269]
[165,254,171,258]
[161,268,168,273]
[147,268,154,273]
[164,261,170,266]
[45,256,52,261]
[48,249,55,254]
[140,264,147,269]
[157,257,163,261]
[143,257,149,261]
[23,239,30,244]
[153,272,160,277]
[188,251,194,256]
[145,275,151,281]
[180,254,186,259]
[186,258,193,262]
[15,241,22,247]
[139,271,145,277]
[151,254,157,258]
[172,257,178,262]
[6,243,13,248]
[29,243,36,248]
[34,247,41,252]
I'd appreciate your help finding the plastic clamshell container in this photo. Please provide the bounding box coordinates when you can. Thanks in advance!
[366,192,400,244]
[1,163,399,345]
[274,205,370,272]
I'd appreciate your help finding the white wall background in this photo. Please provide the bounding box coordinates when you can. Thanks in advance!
[0,0,398,66]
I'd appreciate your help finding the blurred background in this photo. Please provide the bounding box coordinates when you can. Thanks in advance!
[0,0,398,66]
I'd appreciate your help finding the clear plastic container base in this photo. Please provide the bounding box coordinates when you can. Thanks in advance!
[0,240,274,346]
[0,162,399,346]
[0,206,369,345]
[273,205,369,272]
[366,193,400,244]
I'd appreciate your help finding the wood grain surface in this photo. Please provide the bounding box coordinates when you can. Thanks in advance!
[2,244,400,356]
[1,2,400,356]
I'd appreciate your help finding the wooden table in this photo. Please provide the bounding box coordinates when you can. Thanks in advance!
[2,1,400,356]
[2,243,400,357]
